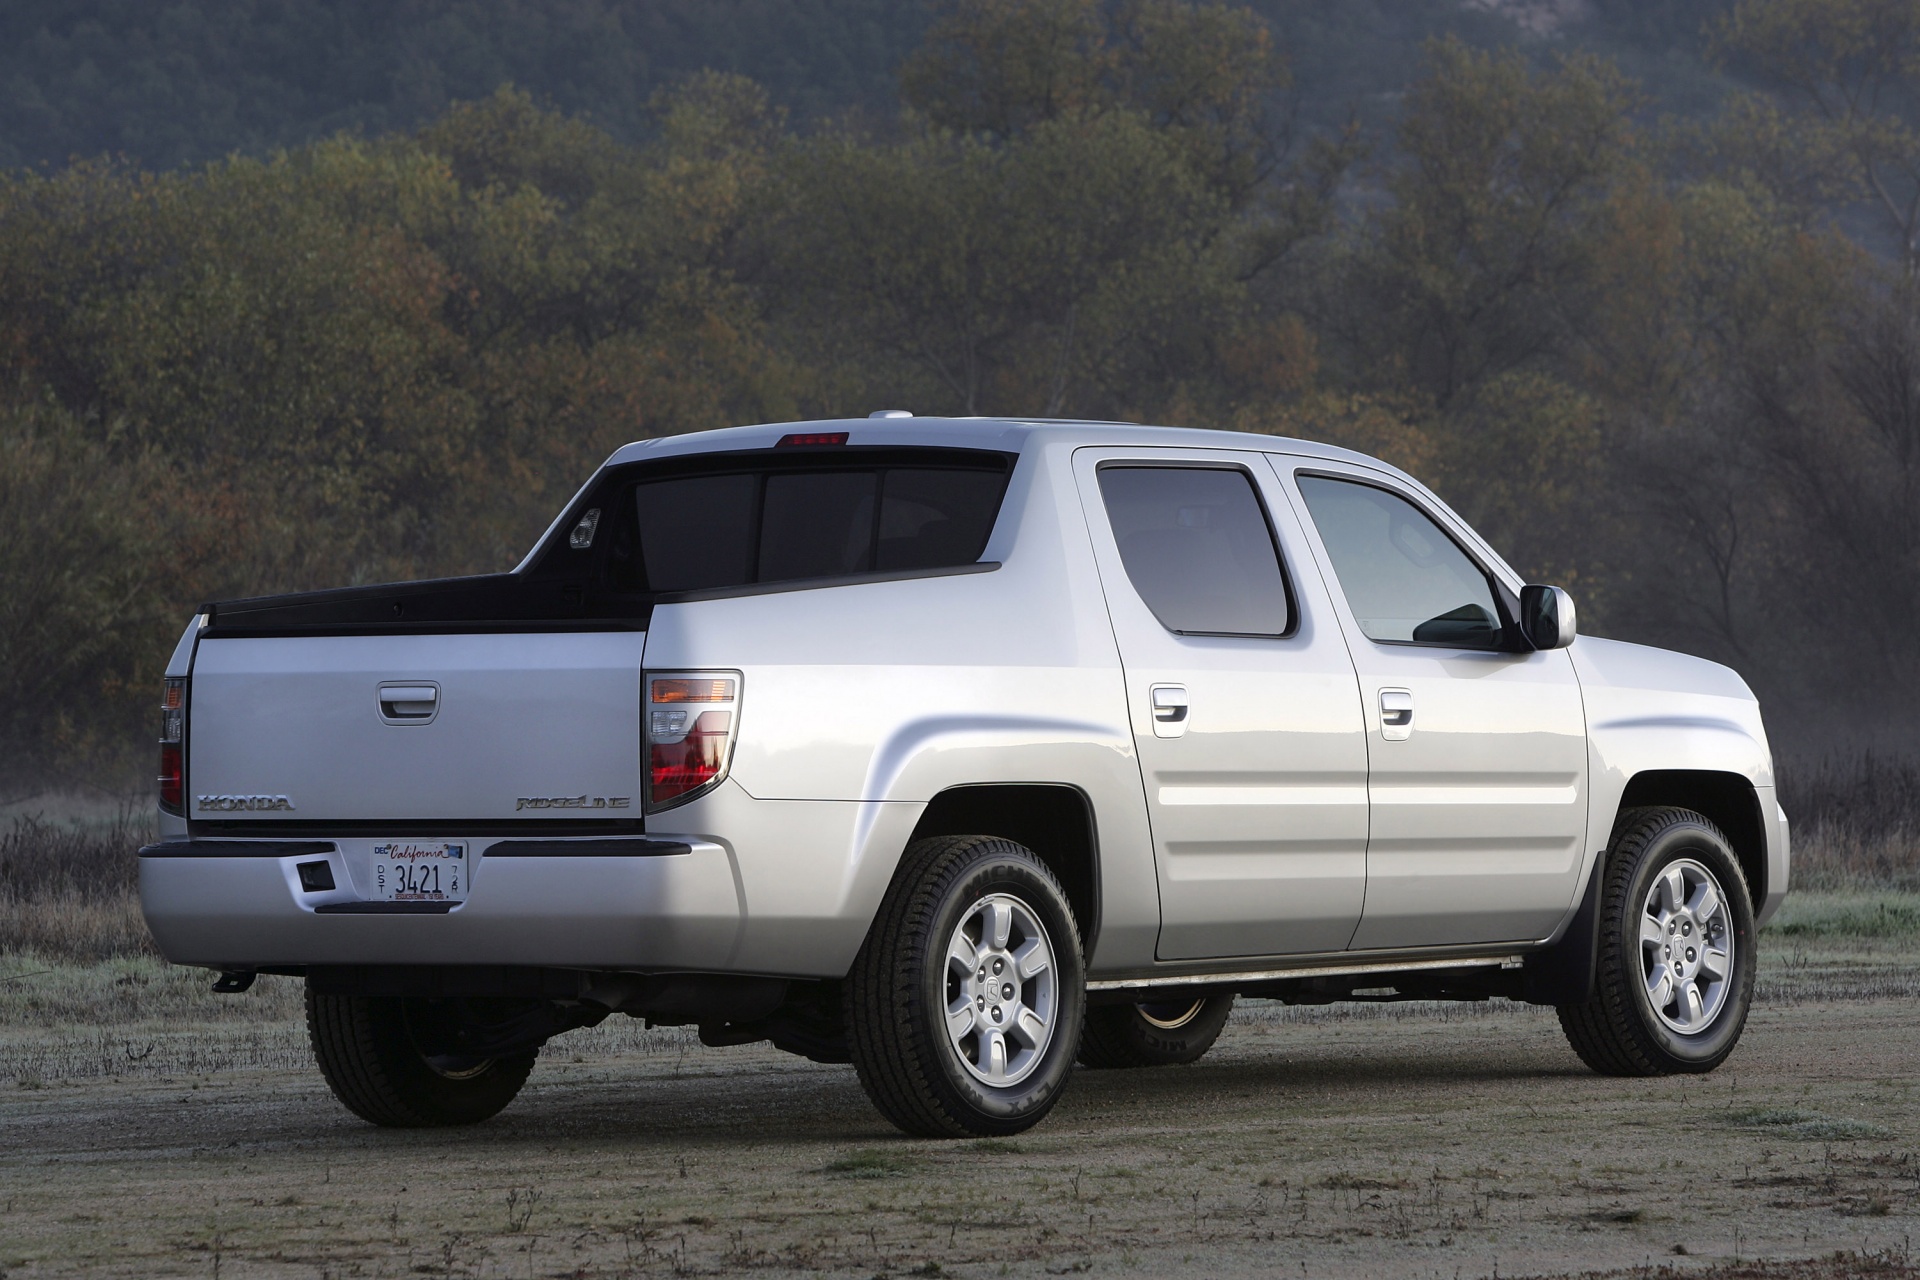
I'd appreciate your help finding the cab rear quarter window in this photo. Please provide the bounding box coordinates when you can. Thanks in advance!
[554,447,1015,597]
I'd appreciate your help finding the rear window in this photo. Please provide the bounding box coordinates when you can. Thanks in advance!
[1097,465,1293,636]
[630,458,1010,594]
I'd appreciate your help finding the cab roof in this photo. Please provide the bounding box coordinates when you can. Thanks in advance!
[604,416,1410,486]
[569,416,1512,587]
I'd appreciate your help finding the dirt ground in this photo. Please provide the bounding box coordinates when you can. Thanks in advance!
[2,913,1918,1279]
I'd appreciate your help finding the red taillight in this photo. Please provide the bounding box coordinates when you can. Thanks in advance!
[158,743,184,814]
[158,676,186,815]
[649,710,731,805]
[645,671,740,811]
[776,431,848,447]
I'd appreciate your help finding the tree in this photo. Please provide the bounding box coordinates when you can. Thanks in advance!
[762,111,1236,416]
[1335,39,1643,408]
[900,0,1288,200]
[766,0,1347,419]
[1714,0,1920,268]
[0,404,167,782]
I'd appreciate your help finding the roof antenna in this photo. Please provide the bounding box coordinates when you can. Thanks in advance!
[868,409,913,419]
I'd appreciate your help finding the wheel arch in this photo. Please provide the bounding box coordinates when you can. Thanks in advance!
[906,783,1100,956]
[1617,769,1767,907]
[1526,769,1767,1007]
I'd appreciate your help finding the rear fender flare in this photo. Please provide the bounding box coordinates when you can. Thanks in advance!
[847,718,1158,972]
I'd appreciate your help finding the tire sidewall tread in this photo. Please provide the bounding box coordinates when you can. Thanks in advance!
[1079,995,1235,1070]
[307,988,537,1127]
[1558,806,1756,1077]
[846,834,1085,1138]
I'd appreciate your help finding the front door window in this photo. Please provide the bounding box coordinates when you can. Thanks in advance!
[1294,475,1502,649]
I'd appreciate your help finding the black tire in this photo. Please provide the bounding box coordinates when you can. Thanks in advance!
[846,834,1085,1138]
[1079,994,1234,1069]
[306,989,538,1127]
[1557,807,1756,1077]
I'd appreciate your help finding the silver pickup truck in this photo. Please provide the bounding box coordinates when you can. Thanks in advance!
[141,416,1789,1137]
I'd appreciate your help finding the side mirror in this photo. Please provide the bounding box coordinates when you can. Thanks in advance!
[1520,584,1577,650]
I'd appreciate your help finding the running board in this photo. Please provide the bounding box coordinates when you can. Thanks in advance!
[1086,954,1528,992]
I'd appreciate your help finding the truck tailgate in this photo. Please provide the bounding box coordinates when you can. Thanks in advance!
[187,631,646,824]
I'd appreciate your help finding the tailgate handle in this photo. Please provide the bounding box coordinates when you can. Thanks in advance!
[378,683,440,723]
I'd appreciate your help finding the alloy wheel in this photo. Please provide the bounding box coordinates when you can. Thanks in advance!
[945,893,1059,1086]
[1639,858,1734,1034]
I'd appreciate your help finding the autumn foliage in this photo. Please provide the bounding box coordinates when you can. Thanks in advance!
[2,0,1916,785]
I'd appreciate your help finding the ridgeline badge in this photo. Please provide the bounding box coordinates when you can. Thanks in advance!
[516,795,631,811]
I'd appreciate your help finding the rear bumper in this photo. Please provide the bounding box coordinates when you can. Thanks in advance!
[139,836,744,971]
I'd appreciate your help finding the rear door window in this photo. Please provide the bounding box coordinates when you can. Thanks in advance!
[628,454,1009,594]
[1097,465,1293,636]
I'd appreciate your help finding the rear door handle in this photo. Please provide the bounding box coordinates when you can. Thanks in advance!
[1150,684,1189,738]
[1379,688,1413,741]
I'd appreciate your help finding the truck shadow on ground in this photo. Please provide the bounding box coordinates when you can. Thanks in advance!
[304,1030,1595,1153]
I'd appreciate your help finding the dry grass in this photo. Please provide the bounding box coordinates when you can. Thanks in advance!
[0,954,304,1030]
[0,806,150,897]
[1778,751,1920,833]
[1780,752,1920,891]
[0,955,721,1087]
[0,807,155,961]
[1790,823,1920,891]
[0,887,153,960]
[1509,1254,1920,1279]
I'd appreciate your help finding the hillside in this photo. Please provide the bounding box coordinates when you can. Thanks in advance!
[5,0,1915,781]
[0,0,1739,172]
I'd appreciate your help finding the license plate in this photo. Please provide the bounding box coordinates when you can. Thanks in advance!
[370,842,467,903]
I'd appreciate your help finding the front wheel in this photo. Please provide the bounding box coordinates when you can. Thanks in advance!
[1557,807,1756,1076]
[846,835,1085,1137]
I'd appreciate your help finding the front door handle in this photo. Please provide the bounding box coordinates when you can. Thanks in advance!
[1150,684,1189,738]
[1380,688,1413,741]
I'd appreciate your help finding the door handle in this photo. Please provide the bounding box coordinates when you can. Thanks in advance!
[1380,688,1413,741]
[378,683,440,723]
[1149,684,1189,738]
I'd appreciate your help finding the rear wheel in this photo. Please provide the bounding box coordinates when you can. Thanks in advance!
[1079,994,1234,1069]
[1557,807,1756,1076]
[846,834,1085,1137]
[306,990,537,1127]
